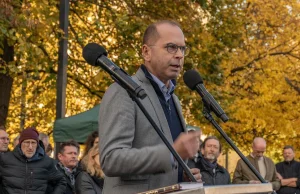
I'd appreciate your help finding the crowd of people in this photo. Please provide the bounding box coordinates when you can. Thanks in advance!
[1,19,299,194]
[0,126,104,194]
[187,131,300,194]
[1,124,299,194]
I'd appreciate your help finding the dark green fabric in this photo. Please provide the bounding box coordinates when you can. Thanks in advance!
[53,104,100,143]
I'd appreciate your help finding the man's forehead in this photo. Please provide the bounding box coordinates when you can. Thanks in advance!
[253,144,266,151]
[283,148,294,153]
[63,146,78,152]
[0,130,8,136]
[206,139,219,146]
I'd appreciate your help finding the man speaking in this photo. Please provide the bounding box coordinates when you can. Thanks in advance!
[99,20,201,194]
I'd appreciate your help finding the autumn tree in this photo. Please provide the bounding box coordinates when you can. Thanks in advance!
[1,0,300,161]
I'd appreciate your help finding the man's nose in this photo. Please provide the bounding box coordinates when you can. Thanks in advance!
[174,49,184,58]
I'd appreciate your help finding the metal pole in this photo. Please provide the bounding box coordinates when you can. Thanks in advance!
[55,0,69,158]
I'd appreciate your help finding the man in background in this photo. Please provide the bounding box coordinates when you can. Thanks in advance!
[0,127,66,193]
[232,137,280,191]
[39,132,49,150]
[57,140,81,194]
[276,145,300,194]
[192,136,231,185]
[0,126,9,153]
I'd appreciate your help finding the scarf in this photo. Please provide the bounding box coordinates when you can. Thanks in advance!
[58,162,77,186]
[201,157,218,169]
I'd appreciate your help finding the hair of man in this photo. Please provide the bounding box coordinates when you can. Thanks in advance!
[283,145,294,152]
[202,136,222,152]
[58,140,80,154]
[142,20,182,45]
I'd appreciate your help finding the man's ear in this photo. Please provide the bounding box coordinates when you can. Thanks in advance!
[58,153,62,161]
[142,44,151,61]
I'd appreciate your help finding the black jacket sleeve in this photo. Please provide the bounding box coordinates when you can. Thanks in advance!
[48,161,67,194]
[75,172,98,194]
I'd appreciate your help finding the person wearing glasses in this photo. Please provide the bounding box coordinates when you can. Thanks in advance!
[99,20,201,194]
[0,126,9,153]
[0,127,66,194]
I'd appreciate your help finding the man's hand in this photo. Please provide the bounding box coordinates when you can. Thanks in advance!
[281,177,298,187]
[276,172,283,180]
[173,131,201,160]
[249,180,261,184]
[183,168,202,182]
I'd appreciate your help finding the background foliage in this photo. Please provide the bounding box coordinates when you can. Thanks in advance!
[0,0,299,161]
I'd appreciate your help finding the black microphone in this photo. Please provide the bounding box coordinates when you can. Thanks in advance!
[82,43,147,99]
[183,69,229,122]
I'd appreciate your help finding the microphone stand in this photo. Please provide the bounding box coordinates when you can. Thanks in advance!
[202,101,276,194]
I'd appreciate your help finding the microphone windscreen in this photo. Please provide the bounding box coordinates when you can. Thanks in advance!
[183,69,204,90]
[82,43,108,66]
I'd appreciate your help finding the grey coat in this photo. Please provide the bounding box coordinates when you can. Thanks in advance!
[99,68,186,194]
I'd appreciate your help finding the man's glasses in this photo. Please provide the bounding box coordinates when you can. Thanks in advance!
[0,137,9,142]
[164,43,190,56]
[22,141,37,147]
[148,43,190,56]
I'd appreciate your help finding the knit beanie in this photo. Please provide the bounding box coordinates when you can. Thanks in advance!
[19,127,39,144]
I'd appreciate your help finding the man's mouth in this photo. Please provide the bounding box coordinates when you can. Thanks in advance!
[170,64,180,68]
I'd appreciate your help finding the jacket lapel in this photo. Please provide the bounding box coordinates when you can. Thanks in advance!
[134,68,174,143]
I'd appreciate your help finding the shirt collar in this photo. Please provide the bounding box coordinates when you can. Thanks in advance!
[149,72,175,96]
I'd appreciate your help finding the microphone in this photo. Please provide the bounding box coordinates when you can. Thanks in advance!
[82,43,147,99]
[183,69,229,122]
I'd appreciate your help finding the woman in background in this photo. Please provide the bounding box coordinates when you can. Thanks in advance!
[75,145,104,194]
[82,131,99,158]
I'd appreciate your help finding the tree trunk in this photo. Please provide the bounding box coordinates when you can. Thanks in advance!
[0,38,14,127]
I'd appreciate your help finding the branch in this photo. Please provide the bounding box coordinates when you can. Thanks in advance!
[230,50,300,74]
[69,23,85,48]
[17,69,104,98]
[285,77,300,95]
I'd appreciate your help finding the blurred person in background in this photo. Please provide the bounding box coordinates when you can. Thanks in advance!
[13,134,20,148]
[196,136,230,185]
[82,131,99,159]
[57,140,81,194]
[39,132,49,151]
[233,137,280,191]
[0,127,66,193]
[76,145,104,194]
[46,143,53,157]
[276,145,300,194]
[0,127,9,153]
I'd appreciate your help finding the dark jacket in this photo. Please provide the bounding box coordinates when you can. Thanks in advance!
[276,160,300,194]
[56,162,81,194]
[0,144,66,194]
[190,155,231,186]
[75,171,103,194]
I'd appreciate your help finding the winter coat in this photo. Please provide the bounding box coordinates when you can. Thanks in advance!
[193,155,231,186]
[0,144,66,194]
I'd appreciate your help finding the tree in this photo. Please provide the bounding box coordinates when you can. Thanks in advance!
[1,0,300,160]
